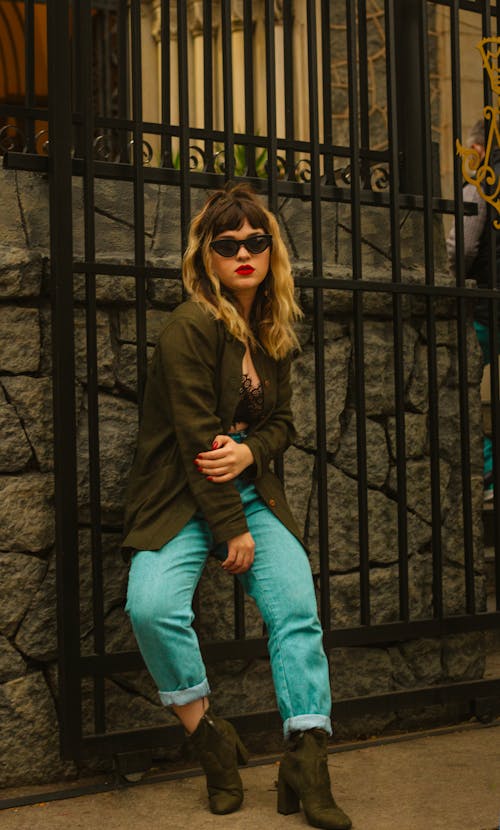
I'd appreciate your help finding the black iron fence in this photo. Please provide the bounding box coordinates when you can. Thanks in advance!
[2,0,500,765]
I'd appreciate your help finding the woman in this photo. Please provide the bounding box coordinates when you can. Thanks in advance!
[123,185,351,830]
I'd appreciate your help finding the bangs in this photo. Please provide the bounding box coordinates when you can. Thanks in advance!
[208,196,270,238]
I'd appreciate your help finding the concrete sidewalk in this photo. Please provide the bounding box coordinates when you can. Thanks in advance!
[1,723,499,830]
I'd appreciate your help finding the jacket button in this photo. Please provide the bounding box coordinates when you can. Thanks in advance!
[269,498,276,508]
[264,379,270,387]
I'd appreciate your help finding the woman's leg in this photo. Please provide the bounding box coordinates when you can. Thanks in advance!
[126,514,249,815]
[125,514,212,714]
[227,480,332,739]
[225,481,351,829]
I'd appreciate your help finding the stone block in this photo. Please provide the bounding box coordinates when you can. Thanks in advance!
[0,249,43,298]
[398,638,443,685]
[15,554,57,661]
[0,552,47,637]
[0,474,54,553]
[73,273,138,304]
[330,647,393,699]
[442,565,487,616]
[0,306,40,374]
[308,465,432,573]
[442,632,486,681]
[0,672,68,786]
[77,393,138,525]
[147,276,183,307]
[115,343,155,396]
[118,308,171,344]
[95,679,175,734]
[0,171,27,249]
[437,384,483,472]
[74,309,115,389]
[361,320,418,415]
[387,412,428,460]
[283,445,315,538]
[2,376,53,471]
[0,398,33,472]
[0,635,26,682]
[74,530,129,654]
[387,458,451,523]
[291,333,351,452]
[15,170,50,252]
[208,658,277,717]
[329,556,433,629]
[334,412,390,488]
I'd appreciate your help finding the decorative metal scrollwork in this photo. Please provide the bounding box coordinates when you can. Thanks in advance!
[335,161,390,191]
[292,158,312,183]
[265,154,287,179]
[0,125,27,154]
[94,133,119,162]
[35,129,49,156]
[457,39,500,228]
[370,164,389,191]
[128,139,154,166]
[189,145,206,171]
[213,149,229,175]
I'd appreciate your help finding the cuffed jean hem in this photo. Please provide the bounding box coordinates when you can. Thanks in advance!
[283,715,332,740]
[158,678,211,707]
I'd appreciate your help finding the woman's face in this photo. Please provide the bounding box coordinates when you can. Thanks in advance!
[209,218,271,310]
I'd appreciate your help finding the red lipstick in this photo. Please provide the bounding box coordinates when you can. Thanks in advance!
[236,265,255,275]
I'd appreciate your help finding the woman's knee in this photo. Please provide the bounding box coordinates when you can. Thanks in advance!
[126,580,192,638]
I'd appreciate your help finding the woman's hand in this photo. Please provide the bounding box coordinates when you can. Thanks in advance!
[222,531,255,573]
[194,434,254,483]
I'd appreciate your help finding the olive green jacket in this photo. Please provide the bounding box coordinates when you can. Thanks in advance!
[122,299,302,553]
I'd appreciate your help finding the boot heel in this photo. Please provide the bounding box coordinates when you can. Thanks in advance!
[277,773,300,815]
[235,735,249,765]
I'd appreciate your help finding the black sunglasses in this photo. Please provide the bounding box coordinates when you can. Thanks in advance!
[209,234,273,258]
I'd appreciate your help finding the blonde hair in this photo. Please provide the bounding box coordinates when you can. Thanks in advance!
[182,185,302,360]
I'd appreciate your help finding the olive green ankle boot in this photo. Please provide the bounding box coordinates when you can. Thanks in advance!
[277,729,352,830]
[188,707,249,814]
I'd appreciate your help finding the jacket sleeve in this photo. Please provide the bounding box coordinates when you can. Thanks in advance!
[244,355,296,479]
[156,313,249,544]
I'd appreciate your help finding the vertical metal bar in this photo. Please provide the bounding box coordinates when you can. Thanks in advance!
[385,0,409,621]
[234,582,246,640]
[117,0,129,162]
[320,0,334,185]
[346,0,370,625]
[24,0,35,152]
[418,1,442,619]
[103,11,111,119]
[80,0,106,736]
[450,0,475,614]
[283,0,295,179]
[161,0,172,166]
[72,0,84,160]
[221,0,235,181]
[47,0,81,760]
[243,0,256,177]
[357,0,371,188]
[306,0,330,635]
[203,0,214,173]
[264,0,278,213]
[131,0,148,411]
[394,0,424,195]
[177,0,191,252]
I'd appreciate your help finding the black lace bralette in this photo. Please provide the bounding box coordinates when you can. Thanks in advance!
[232,373,264,425]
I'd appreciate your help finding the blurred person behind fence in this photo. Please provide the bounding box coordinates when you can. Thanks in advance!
[446,118,500,500]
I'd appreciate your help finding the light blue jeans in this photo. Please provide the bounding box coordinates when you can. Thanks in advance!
[126,448,332,739]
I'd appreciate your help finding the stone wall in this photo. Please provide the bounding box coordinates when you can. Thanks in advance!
[0,166,487,787]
